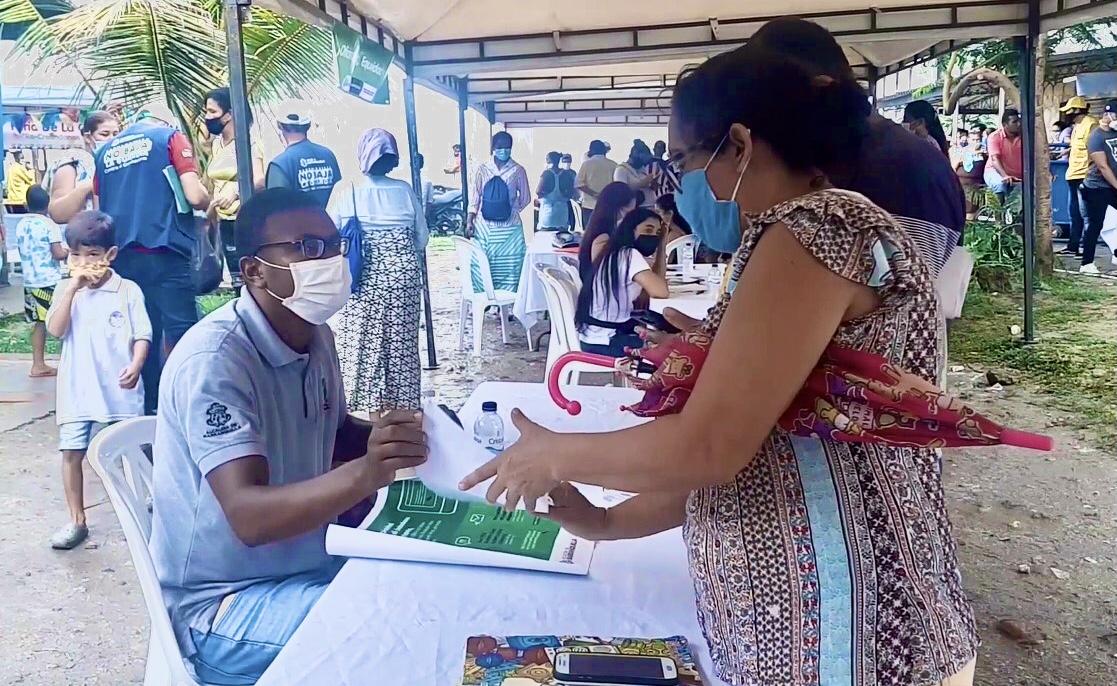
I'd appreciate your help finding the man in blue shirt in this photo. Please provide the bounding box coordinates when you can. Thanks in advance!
[150,188,428,684]
[265,108,341,209]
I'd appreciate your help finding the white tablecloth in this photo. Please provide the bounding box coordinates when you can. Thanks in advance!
[257,383,727,686]
[512,232,566,332]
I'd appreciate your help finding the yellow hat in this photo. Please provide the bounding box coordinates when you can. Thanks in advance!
[1059,96,1088,112]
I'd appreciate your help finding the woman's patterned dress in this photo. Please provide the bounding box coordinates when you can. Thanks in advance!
[684,189,978,686]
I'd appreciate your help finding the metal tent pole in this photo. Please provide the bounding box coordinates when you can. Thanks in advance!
[457,79,470,214]
[224,0,255,204]
[403,49,439,370]
[1019,1,1039,343]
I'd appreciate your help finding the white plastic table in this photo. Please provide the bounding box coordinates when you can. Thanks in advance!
[512,232,567,332]
[256,383,727,686]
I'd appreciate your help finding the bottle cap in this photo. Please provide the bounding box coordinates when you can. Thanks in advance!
[481,401,498,412]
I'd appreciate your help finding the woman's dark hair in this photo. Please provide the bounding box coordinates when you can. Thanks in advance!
[491,131,512,150]
[82,110,114,135]
[578,181,637,279]
[205,86,253,126]
[575,207,660,331]
[368,153,399,176]
[66,210,115,251]
[655,194,691,234]
[671,44,870,174]
[903,100,949,156]
[546,151,561,167]
[629,140,651,161]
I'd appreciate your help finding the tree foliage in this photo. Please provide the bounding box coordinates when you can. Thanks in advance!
[0,0,336,152]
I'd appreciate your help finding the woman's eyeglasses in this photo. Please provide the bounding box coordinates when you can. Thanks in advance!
[256,236,351,259]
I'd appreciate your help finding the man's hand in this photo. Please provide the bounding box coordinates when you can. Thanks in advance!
[119,364,142,390]
[464,217,476,239]
[357,410,428,495]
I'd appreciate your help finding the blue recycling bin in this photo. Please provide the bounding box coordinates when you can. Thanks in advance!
[1050,158,1070,229]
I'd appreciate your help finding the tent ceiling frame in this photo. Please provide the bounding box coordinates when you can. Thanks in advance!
[409,0,1031,78]
[469,75,677,103]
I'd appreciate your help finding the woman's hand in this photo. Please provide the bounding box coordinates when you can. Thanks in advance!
[636,307,702,345]
[538,483,610,540]
[459,409,562,512]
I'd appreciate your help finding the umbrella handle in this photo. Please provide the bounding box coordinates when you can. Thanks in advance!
[1000,428,1055,452]
[548,352,621,415]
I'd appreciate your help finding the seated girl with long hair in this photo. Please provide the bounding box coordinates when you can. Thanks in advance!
[577,181,637,281]
[575,208,669,357]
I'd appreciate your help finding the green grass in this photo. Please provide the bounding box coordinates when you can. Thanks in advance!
[949,276,1117,445]
[0,288,238,354]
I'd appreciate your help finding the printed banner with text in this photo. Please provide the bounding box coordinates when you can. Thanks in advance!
[332,23,393,105]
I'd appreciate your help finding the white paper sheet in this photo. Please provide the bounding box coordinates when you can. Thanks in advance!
[417,400,549,512]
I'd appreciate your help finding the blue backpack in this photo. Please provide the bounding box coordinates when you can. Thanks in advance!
[480,174,513,222]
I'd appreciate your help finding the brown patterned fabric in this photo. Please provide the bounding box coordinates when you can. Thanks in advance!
[683,188,977,685]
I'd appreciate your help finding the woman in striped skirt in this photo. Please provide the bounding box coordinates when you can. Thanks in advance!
[465,131,531,292]
[331,128,426,413]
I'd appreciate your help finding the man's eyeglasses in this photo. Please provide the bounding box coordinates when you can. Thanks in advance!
[256,236,351,259]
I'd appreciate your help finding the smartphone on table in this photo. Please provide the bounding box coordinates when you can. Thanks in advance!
[553,652,679,685]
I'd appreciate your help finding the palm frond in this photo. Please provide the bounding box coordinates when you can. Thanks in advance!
[241,7,335,104]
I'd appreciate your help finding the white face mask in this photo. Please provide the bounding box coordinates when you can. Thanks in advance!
[559,162,571,170]
[256,254,352,325]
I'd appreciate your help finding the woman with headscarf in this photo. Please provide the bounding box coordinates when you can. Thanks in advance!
[330,128,427,413]
[466,131,531,293]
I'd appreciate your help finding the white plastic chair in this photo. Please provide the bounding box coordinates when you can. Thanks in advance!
[665,235,697,262]
[452,237,518,356]
[535,265,609,386]
[86,417,210,686]
[557,254,583,291]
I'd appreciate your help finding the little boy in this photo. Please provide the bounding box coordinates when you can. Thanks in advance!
[45,210,152,550]
[14,186,67,378]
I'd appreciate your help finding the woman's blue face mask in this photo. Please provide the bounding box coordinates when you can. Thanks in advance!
[674,135,748,255]
[493,148,512,162]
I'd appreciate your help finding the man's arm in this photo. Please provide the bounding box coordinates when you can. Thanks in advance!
[169,132,210,210]
[1090,150,1117,189]
[575,165,597,198]
[266,162,292,190]
[206,411,426,547]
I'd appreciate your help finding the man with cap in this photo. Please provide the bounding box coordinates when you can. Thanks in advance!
[575,140,619,229]
[265,106,341,209]
[1058,96,1098,255]
[1079,100,1117,274]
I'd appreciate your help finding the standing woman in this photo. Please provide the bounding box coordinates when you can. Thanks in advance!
[463,43,978,686]
[331,128,427,413]
[537,151,573,231]
[466,131,531,292]
[203,87,265,285]
[47,111,120,225]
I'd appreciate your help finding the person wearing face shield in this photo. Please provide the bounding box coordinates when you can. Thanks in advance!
[148,188,428,685]
[459,41,978,686]
[45,110,121,225]
[465,131,531,292]
[330,128,427,413]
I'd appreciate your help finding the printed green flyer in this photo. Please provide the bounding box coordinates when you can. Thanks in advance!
[325,480,595,575]
[368,480,560,561]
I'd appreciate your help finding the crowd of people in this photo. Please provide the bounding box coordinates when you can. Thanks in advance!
[902,94,1117,274]
[10,13,1115,686]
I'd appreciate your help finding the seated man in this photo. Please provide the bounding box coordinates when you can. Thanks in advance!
[150,188,428,685]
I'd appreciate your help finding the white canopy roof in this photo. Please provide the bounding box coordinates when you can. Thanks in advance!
[262,0,1117,125]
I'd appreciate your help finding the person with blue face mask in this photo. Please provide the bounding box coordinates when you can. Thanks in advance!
[460,36,978,686]
[465,131,531,293]
[44,111,121,225]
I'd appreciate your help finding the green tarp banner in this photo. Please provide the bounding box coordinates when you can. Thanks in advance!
[332,23,393,105]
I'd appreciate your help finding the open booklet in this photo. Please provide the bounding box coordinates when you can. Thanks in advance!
[325,479,595,575]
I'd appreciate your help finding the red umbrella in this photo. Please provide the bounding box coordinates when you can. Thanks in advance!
[547,336,1053,451]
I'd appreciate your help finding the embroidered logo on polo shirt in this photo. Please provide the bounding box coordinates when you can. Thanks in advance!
[108,311,125,329]
[204,402,241,438]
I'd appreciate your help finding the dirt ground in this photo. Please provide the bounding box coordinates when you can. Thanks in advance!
[0,245,1113,685]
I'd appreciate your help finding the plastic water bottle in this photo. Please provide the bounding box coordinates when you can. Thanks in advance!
[473,401,505,456]
[679,242,695,274]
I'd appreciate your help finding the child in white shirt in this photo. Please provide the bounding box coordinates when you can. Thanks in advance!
[45,210,153,550]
